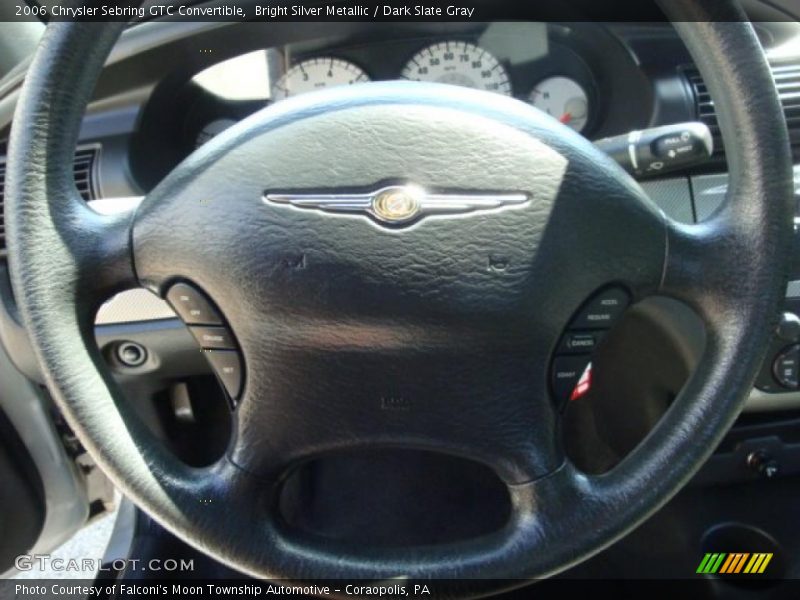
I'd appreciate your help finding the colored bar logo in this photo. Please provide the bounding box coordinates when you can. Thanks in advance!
[697,553,773,574]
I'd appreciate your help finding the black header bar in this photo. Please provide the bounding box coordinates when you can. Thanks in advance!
[3,0,796,23]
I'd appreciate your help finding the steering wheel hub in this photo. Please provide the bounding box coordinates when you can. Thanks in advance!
[132,82,667,484]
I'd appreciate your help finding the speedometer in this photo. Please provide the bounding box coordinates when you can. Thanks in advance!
[272,58,369,101]
[400,41,512,96]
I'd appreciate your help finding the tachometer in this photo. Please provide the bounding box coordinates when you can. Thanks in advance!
[400,41,512,96]
[529,77,590,133]
[272,58,369,101]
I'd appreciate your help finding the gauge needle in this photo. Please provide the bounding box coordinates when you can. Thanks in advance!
[559,112,573,124]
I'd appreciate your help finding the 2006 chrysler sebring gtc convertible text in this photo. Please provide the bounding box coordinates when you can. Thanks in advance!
[1,0,800,598]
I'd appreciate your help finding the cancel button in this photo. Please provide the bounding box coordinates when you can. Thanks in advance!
[558,331,605,355]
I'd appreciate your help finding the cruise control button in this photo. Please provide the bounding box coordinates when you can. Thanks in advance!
[571,288,630,329]
[558,331,605,354]
[166,283,223,325]
[190,326,237,350]
[652,131,701,160]
[773,345,800,389]
[205,350,243,400]
[552,355,591,404]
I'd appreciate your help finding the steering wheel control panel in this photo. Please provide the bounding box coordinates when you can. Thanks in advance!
[165,282,244,406]
[755,310,800,394]
[550,286,630,407]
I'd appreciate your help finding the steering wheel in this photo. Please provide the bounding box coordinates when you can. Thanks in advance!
[4,0,794,592]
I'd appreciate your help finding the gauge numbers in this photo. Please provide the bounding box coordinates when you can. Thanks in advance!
[272,57,369,101]
[529,76,590,133]
[401,41,511,96]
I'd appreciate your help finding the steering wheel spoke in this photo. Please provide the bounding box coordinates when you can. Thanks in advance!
[228,337,564,484]
[11,191,136,314]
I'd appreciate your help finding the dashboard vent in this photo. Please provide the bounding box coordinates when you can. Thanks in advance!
[0,145,100,256]
[686,62,800,156]
[73,146,100,202]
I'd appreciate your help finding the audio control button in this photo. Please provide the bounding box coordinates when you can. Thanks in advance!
[205,350,244,402]
[190,326,237,350]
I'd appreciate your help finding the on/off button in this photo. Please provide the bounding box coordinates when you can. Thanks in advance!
[571,287,630,330]
[166,283,223,325]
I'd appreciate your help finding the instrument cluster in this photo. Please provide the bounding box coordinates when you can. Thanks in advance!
[186,26,602,151]
[269,40,590,134]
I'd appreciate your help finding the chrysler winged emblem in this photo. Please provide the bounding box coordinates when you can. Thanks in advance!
[264,185,529,226]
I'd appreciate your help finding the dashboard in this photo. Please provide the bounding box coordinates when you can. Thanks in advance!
[126,22,661,188]
[189,23,599,149]
[111,20,800,190]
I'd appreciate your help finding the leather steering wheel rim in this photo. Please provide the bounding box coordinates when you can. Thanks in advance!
[4,1,795,593]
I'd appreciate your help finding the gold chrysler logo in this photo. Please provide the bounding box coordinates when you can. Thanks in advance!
[371,188,422,223]
[264,184,529,227]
